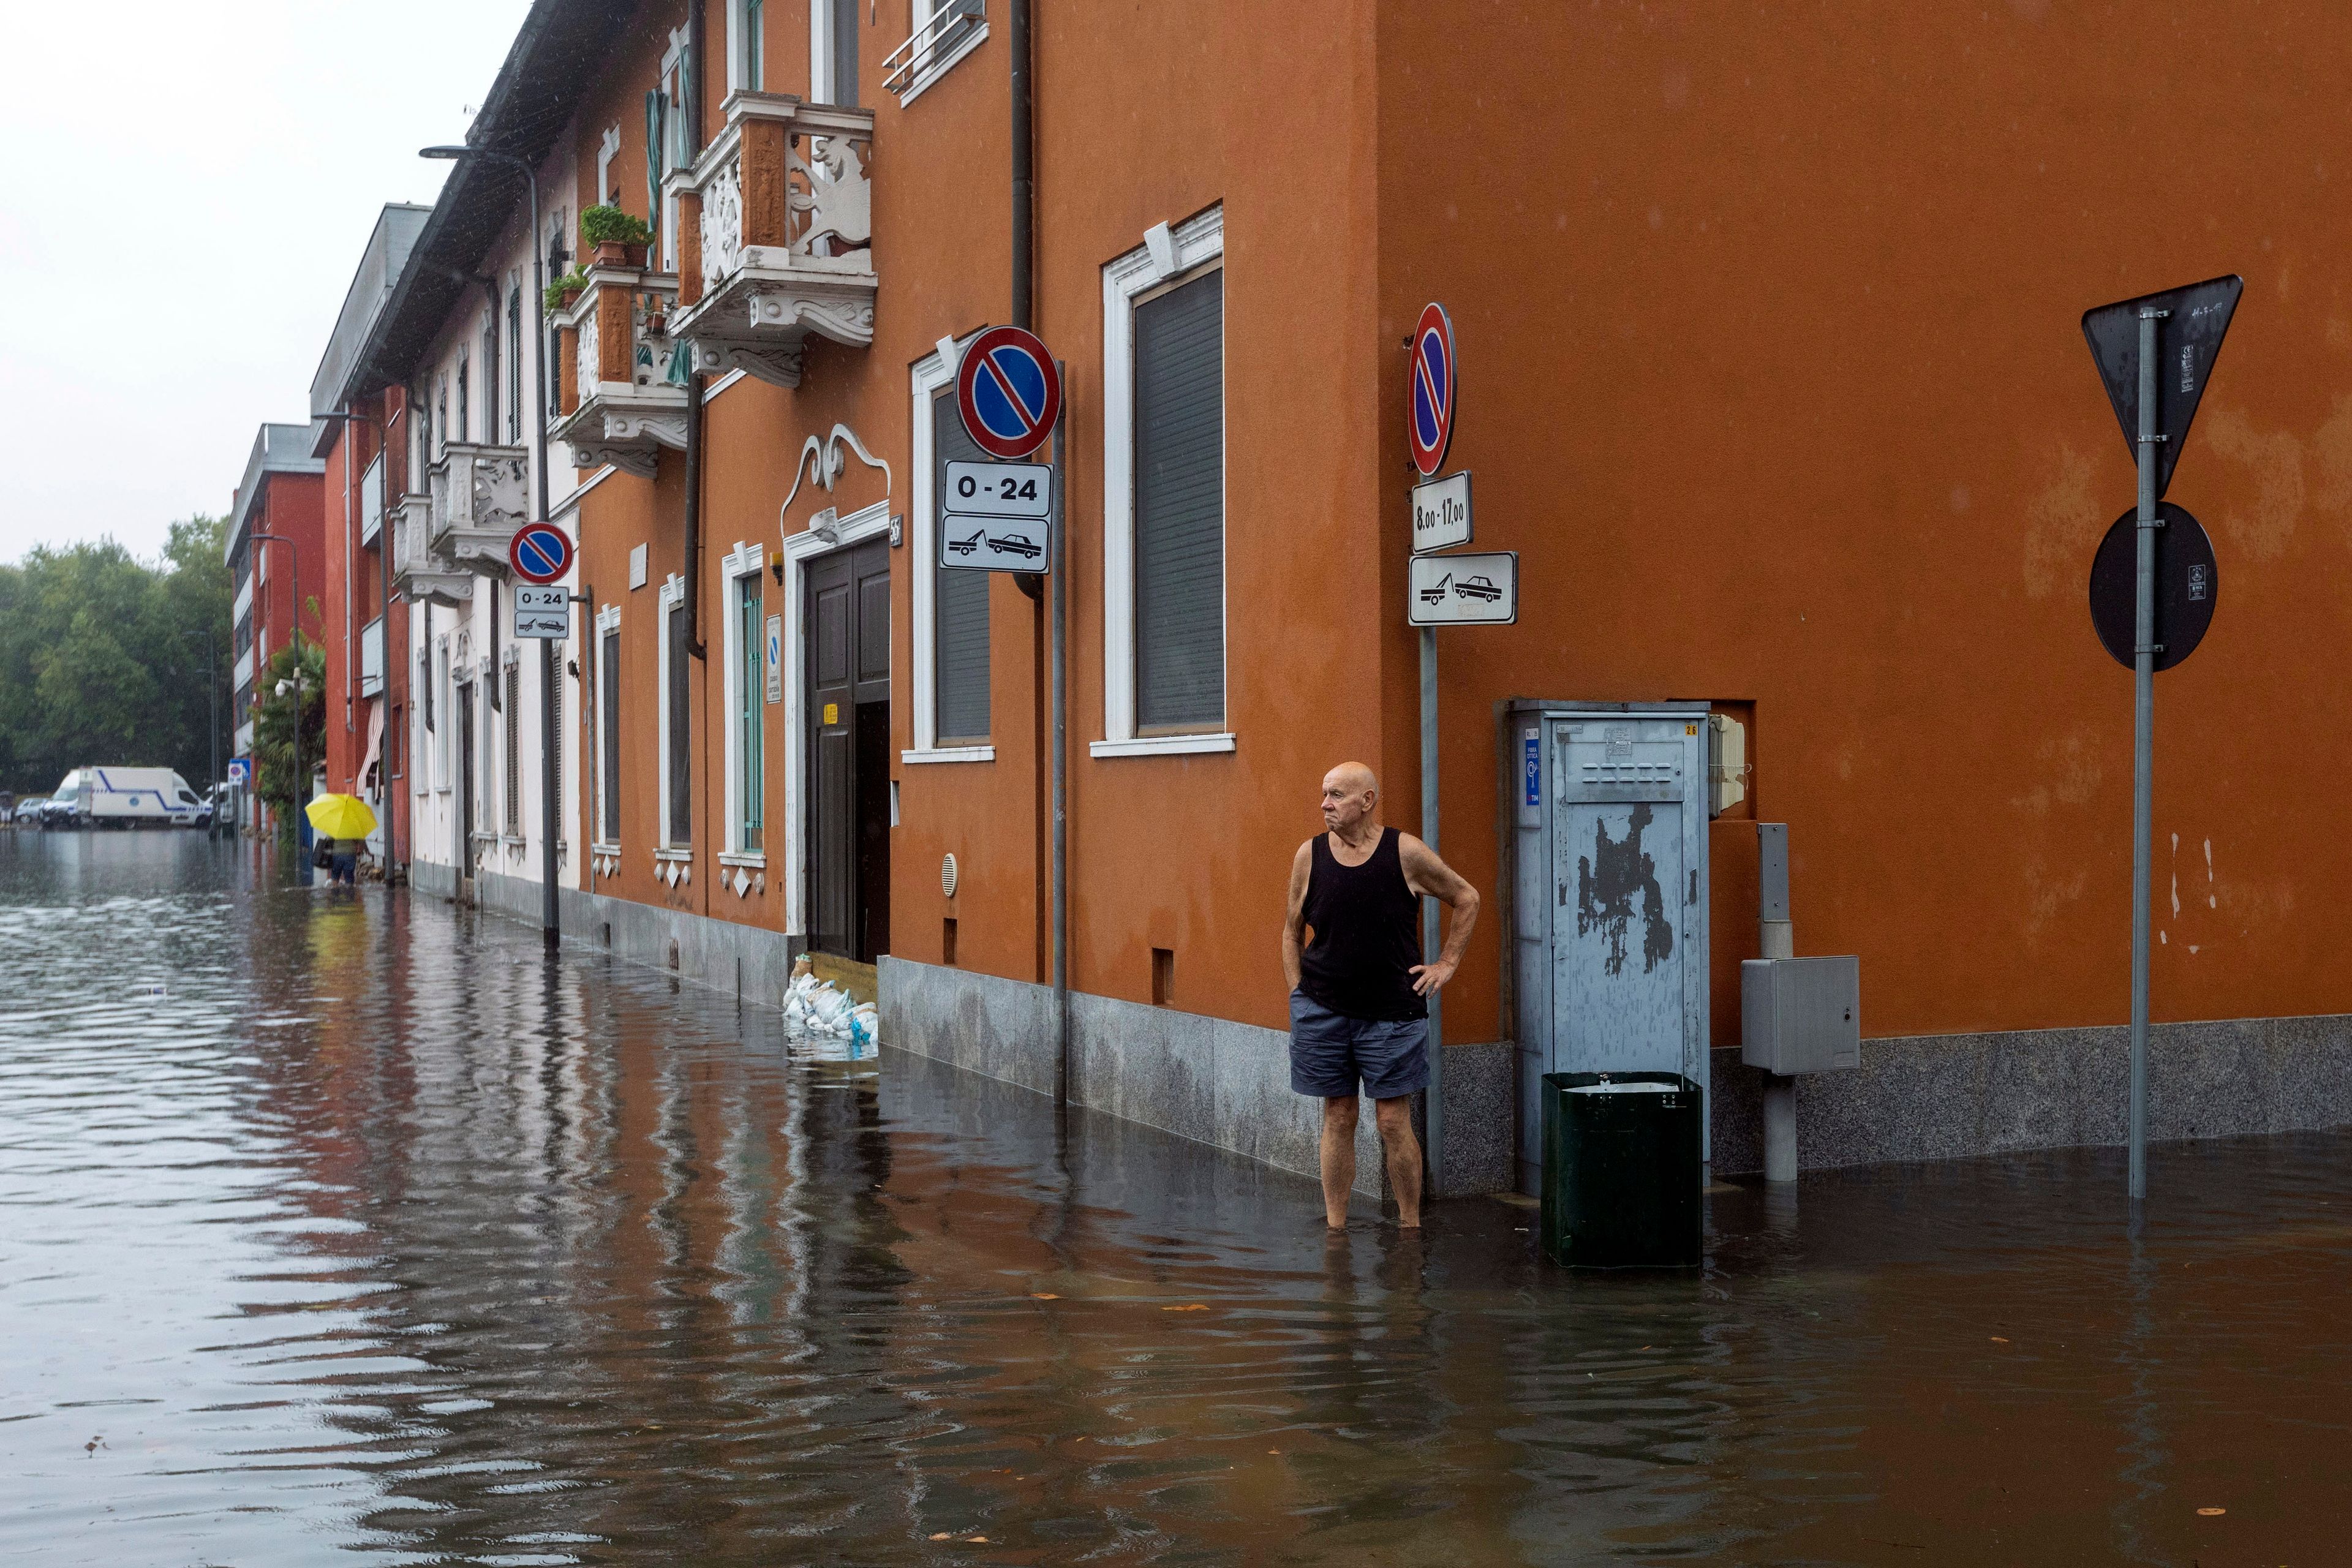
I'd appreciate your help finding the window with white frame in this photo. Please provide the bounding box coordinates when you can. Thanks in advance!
[435,639,452,788]
[905,340,992,761]
[457,348,471,445]
[660,575,692,846]
[480,313,499,450]
[596,125,622,209]
[652,29,690,272]
[597,605,622,843]
[503,653,521,834]
[812,0,856,105]
[415,645,432,797]
[1098,206,1230,755]
[506,283,523,443]
[729,0,764,91]
[722,544,766,854]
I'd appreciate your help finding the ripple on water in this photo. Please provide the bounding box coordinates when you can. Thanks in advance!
[4,831,2352,1566]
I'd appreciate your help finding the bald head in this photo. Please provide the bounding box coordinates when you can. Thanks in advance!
[1319,762,1379,837]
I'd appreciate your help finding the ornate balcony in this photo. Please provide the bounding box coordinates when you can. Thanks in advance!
[553,266,689,477]
[427,443,532,576]
[390,494,473,606]
[666,91,875,390]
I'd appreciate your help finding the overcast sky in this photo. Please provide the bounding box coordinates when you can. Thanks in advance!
[0,0,532,565]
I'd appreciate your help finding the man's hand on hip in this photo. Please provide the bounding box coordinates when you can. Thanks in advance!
[1409,959,1456,996]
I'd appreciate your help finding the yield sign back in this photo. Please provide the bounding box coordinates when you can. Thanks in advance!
[2079,274,2243,499]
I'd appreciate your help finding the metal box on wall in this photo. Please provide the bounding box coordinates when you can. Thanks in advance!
[1507,701,1713,1194]
[1740,956,1861,1075]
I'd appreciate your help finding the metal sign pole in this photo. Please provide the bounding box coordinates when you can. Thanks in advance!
[1050,394,1069,1115]
[541,635,560,953]
[1420,624,1444,1197]
[2129,304,2163,1202]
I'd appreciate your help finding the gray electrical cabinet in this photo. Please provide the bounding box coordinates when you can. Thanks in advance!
[1508,701,1713,1194]
[1741,957,1861,1074]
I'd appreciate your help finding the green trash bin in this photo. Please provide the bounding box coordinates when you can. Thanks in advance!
[1539,1071,1703,1268]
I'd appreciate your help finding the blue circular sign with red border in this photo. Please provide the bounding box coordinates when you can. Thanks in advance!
[1408,302,1457,477]
[956,326,1062,460]
[509,522,574,584]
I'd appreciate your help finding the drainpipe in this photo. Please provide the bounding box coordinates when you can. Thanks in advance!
[1011,0,1068,1114]
[683,0,708,663]
[1011,0,1032,331]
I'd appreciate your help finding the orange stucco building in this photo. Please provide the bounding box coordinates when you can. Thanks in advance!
[278,0,2352,1192]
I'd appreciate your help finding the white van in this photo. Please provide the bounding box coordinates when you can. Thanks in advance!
[59,767,206,828]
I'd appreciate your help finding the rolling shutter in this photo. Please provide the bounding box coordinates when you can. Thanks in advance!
[1133,268,1224,731]
[933,389,990,743]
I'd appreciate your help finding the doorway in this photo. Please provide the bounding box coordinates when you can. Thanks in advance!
[804,539,890,960]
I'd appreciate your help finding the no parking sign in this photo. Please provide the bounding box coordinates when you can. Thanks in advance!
[956,326,1061,460]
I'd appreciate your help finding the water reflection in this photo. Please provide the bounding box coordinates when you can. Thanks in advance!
[2,831,2348,1565]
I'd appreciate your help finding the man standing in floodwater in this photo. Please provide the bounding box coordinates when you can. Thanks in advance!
[1283,762,1480,1229]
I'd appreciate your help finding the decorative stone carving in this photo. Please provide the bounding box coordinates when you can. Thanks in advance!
[390,494,474,606]
[552,266,690,479]
[426,446,532,578]
[691,337,806,389]
[665,92,878,394]
[788,134,872,256]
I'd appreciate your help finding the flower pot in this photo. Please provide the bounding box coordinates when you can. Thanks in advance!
[592,240,630,267]
[559,286,585,311]
[622,241,649,268]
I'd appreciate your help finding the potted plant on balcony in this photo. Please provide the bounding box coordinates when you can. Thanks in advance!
[545,270,588,313]
[581,205,654,268]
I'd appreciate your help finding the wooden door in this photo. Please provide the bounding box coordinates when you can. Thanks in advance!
[804,540,890,959]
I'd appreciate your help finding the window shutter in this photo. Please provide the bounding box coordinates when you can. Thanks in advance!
[600,628,621,841]
[932,389,990,742]
[668,603,692,843]
[645,89,667,230]
[830,0,856,106]
[1133,268,1225,731]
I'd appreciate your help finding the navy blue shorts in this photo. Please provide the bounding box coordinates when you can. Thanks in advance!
[1289,990,1428,1101]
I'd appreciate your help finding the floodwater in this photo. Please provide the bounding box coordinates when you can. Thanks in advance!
[4,834,2348,1567]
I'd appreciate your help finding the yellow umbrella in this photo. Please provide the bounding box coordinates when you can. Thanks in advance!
[304,793,377,840]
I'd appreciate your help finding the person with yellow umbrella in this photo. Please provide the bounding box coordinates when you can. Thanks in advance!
[305,794,378,887]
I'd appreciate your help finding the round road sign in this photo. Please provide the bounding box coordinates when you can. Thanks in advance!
[509,522,575,585]
[2087,502,2218,673]
[1408,302,1457,477]
[956,326,1061,460]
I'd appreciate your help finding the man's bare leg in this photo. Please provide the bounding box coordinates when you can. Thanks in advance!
[1373,1095,1422,1227]
[1319,1096,1360,1228]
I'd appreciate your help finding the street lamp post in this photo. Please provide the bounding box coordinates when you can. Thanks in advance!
[251,531,306,875]
[421,143,562,954]
[315,407,400,880]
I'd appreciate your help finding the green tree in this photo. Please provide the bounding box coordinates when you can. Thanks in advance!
[249,637,325,836]
[0,520,233,795]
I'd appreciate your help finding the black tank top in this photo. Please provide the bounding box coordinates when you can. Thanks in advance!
[1298,827,1426,1021]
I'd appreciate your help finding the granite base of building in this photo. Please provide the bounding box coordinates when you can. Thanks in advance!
[1709,1015,2352,1175]
[413,861,2352,1187]
[410,857,805,1011]
[881,956,1518,1199]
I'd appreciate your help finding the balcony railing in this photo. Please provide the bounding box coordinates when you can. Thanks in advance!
[883,0,984,97]
[427,443,532,576]
[665,91,875,390]
[390,492,474,607]
[360,616,384,698]
[552,267,689,477]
